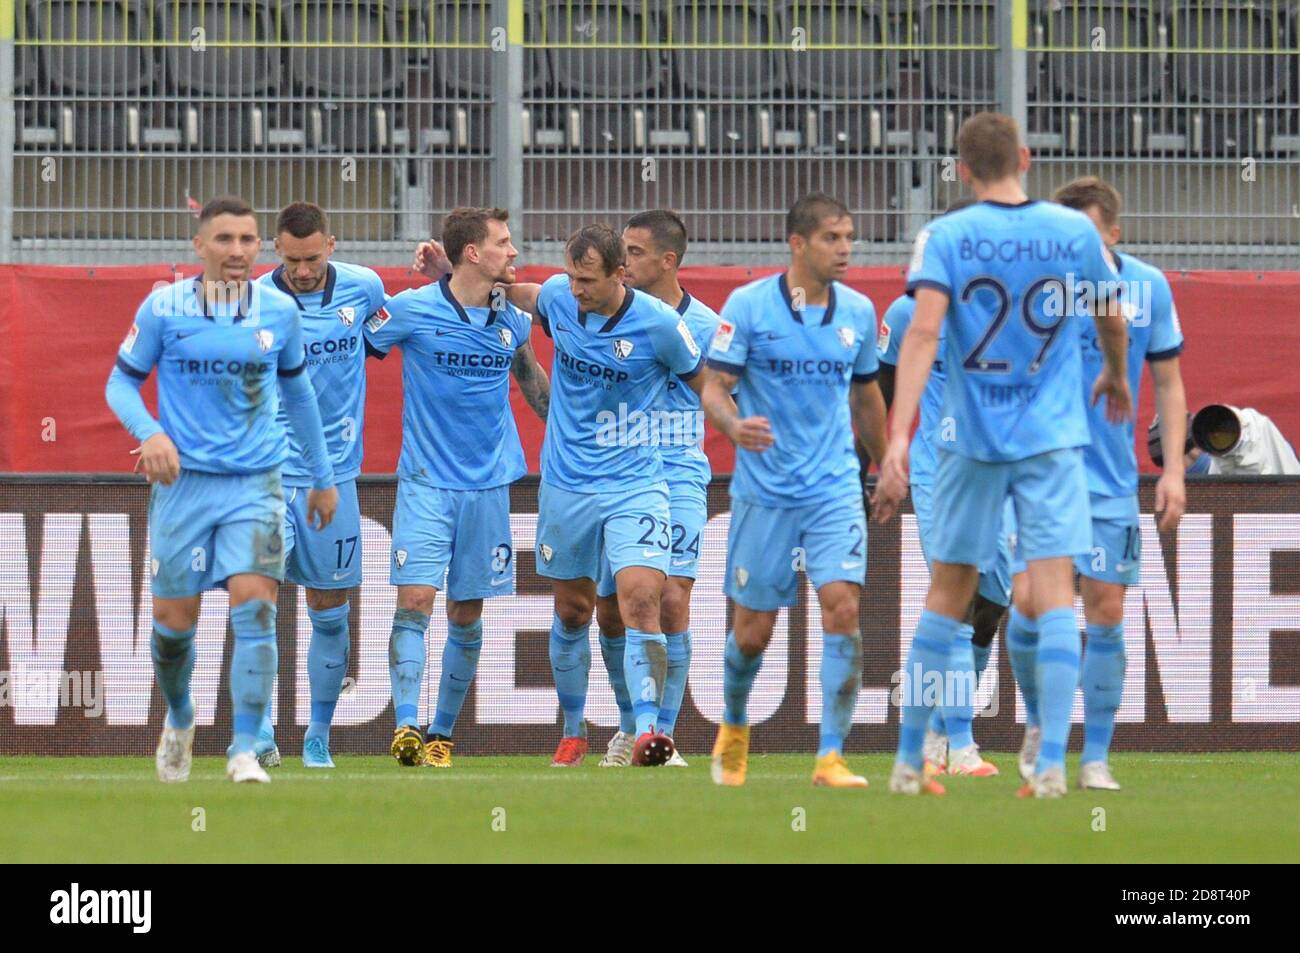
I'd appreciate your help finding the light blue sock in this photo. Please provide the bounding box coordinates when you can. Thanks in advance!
[659,630,692,737]
[723,631,762,726]
[943,623,977,751]
[624,627,668,736]
[818,631,862,757]
[229,599,278,755]
[549,614,591,738]
[598,631,636,734]
[306,602,350,743]
[1081,622,1125,766]
[389,608,429,728]
[150,621,196,730]
[1036,607,1081,774]
[1006,607,1041,728]
[927,706,946,736]
[429,619,482,738]
[895,609,961,771]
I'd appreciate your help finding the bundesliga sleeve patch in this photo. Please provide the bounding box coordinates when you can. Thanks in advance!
[876,321,891,355]
[712,320,735,354]
[365,306,391,333]
[121,323,140,354]
[676,318,701,358]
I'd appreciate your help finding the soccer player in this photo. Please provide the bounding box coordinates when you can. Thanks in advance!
[876,198,1007,779]
[699,192,889,788]
[503,224,707,768]
[1005,176,1186,790]
[873,113,1132,798]
[246,201,388,769]
[369,207,549,768]
[105,195,337,784]
[592,210,721,768]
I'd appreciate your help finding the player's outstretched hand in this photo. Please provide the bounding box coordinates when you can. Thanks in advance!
[308,486,339,530]
[729,416,774,452]
[413,240,452,280]
[870,439,909,523]
[1090,368,1133,424]
[1154,470,1186,534]
[131,432,181,485]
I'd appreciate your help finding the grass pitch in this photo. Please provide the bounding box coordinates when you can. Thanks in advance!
[1,752,1294,863]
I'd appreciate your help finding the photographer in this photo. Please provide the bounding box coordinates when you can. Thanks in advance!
[1150,405,1300,475]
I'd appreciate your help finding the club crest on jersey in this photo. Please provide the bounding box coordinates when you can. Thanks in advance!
[336,306,356,327]
[365,306,391,333]
[735,567,749,588]
[838,327,856,349]
[613,339,634,361]
[394,549,408,568]
[498,326,513,349]
[255,330,274,352]
[539,543,553,563]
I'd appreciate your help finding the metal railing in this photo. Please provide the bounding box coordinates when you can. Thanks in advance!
[0,1,1297,268]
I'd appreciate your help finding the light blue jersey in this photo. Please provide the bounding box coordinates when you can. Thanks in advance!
[536,274,704,493]
[876,293,946,486]
[1081,250,1183,504]
[707,273,879,508]
[114,276,313,476]
[258,261,387,487]
[365,274,532,491]
[661,289,721,488]
[905,200,1120,462]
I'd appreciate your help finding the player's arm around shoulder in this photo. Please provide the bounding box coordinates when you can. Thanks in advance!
[510,299,550,420]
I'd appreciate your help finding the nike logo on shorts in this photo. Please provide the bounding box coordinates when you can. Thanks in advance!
[1115,562,1135,573]
[332,571,350,580]
[490,576,511,587]
[324,661,346,670]
[671,558,693,568]
[642,549,662,559]
[840,561,862,570]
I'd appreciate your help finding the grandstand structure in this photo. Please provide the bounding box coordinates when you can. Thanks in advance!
[0,0,1297,267]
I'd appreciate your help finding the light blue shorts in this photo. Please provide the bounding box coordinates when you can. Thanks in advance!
[1073,494,1142,586]
[913,481,1014,607]
[390,480,514,600]
[283,478,362,590]
[537,480,671,582]
[596,477,707,597]
[725,492,867,612]
[148,468,286,598]
[929,447,1091,570]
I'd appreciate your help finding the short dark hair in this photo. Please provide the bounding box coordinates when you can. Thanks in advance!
[786,192,850,239]
[565,224,624,275]
[198,195,255,225]
[1053,176,1122,227]
[625,209,688,265]
[957,112,1022,183]
[441,206,509,266]
[276,201,329,239]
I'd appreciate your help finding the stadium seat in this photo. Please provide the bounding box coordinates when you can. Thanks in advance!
[427,0,547,98]
[667,1,786,98]
[33,0,155,95]
[777,0,897,99]
[920,0,1031,103]
[283,0,402,96]
[543,1,661,97]
[395,101,491,154]
[156,0,278,97]
[1171,0,1290,105]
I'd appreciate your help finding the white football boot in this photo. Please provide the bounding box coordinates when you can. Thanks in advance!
[1017,725,1042,781]
[226,751,271,784]
[156,725,195,783]
[1078,761,1121,791]
[1019,765,1067,799]
[665,747,688,767]
[599,730,635,768]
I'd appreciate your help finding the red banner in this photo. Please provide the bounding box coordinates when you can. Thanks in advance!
[1,264,1296,474]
